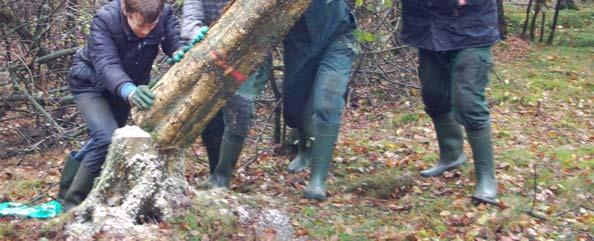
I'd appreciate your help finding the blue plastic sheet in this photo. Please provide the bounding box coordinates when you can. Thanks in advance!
[0,200,62,219]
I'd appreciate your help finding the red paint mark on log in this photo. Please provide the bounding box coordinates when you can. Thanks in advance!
[210,51,248,84]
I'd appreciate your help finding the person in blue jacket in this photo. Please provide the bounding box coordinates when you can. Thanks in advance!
[401,0,500,204]
[58,0,185,211]
[282,0,358,201]
[180,0,270,188]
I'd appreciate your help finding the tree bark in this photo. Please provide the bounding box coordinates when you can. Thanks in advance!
[497,0,508,40]
[132,0,312,148]
[539,11,546,43]
[521,0,534,38]
[547,0,563,45]
[529,0,544,41]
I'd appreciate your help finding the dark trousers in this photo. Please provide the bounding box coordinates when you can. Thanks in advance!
[74,90,225,174]
[282,32,357,128]
[418,47,493,130]
[74,91,130,173]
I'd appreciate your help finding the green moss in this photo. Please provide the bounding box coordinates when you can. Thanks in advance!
[385,112,424,130]
[172,196,239,241]
[342,169,414,199]
[18,179,44,192]
[150,131,159,141]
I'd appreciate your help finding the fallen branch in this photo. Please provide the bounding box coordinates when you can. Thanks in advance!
[9,70,64,133]
[35,47,79,64]
[238,98,282,171]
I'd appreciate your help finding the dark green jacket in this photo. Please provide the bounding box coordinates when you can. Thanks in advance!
[282,0,356,75]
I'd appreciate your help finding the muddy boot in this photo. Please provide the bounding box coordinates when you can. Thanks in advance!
[288,123,314,173]
[209,130,246,188]
[304,123,340,201]
[467,126,498,205]
[421,112,467,177]
[57,151,81,202]
[62,166,99,212]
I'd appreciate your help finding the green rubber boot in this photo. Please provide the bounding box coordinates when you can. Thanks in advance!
[57,151,81,202]
[62,166,99,212]
[202,131,223,175]
[288,124,314,173]
[209,130,246,188]
[202,112,225,174]
[304,123,340,201]
[467,126,498,205]
[421,112,467,177]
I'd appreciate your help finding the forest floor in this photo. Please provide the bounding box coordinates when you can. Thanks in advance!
[1,4,593,241]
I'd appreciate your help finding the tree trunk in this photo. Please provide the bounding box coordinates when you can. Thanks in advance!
[59,0,312,239]
[132,0,312,148]
[539,11,546,43]
[521,0,534,38]
[529,0,544,41]
[547,0,563,45]
[497,0,508,40]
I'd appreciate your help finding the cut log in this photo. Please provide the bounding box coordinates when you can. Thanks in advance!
[132,0,312,148]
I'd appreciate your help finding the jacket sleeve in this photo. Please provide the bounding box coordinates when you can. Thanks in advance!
[161,5,184,56]
[88,11,133,95]
[181,0,206,43]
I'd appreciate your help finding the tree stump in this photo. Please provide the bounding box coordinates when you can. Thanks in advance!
[64,126,189,239]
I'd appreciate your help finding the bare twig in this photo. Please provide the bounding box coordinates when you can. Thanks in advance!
[9,70,64,133]
[238,99,282,171]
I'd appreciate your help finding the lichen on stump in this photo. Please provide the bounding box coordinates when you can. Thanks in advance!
[64,126,189,240]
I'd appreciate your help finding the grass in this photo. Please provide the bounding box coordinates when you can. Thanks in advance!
[504,3,594,47]
[491,46,594,107]
[172,194,240,240]
[341,168,414,199]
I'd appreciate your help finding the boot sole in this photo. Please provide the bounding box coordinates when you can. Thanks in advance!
[471,195,499,206]
[304,192,327,201]
[288,160,309,173]
[420,157,467,177]
[288,166,307,173]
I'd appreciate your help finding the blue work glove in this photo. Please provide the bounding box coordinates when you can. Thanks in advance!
[167,26,209,65]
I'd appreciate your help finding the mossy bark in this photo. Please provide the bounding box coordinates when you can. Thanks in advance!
[132,0,312,148]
